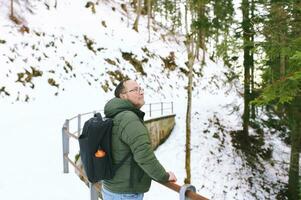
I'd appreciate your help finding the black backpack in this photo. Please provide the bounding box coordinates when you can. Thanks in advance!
[78,113,131,183]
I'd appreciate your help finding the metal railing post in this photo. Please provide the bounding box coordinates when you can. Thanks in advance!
[171,102,173,114]
[62,119,70,173]
[179,184,196,200]
[161,102,163,115]
[90,183,98,200]
[77,114,81,136]
[149,103,152,117]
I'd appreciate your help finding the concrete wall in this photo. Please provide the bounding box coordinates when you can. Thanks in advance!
[145,114,176,149]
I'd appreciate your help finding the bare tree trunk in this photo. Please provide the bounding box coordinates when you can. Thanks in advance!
[288,97,301,200]
[184,1,196,184]
[143,0,148,14]
[201,32,205,65]
[147,0,151,42]
[250,0,256,119]
[185,4,188,34]
[185,34,195,184]
[198,1,206,64]
[133,0,142,32]
[242,0,252,136]
[10,0,14,17]
[251,55,255,119]
[196,33,200,61]
[185,72,192,185]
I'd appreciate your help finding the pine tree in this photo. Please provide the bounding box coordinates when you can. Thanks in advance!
[211,0,235,65]
[192,0,209,63]
[242,0,254,136]
[253,1,301,199]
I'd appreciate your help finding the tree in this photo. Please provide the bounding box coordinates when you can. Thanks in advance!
[192,0,209,63]
[254,1,301,198]
[184,33,195,184]
[202,0,234,61]
[10,0,14,18]
[209,0,236,74]
[250,0,256,119]
[184,0,197,184]
[241,0,254,136]
[133,0,142,32]
[147,0,151,42]
[253,64,301,200]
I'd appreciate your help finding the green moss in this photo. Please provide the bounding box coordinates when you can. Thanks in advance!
[83,35,96,54]
[121,51,147,76]
[48,78,59,88]
[101,80,110,92]
[0,86,10,96]
[213,132,220,139]
[105,58,117,66]
[141,47,155,58]
[107,70,129,83]
[160,52,177,71]
[16,67,43,88]
[85,1,96,14]
[75,153,80,162]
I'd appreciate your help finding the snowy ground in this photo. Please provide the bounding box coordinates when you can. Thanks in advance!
[0,0,290,199]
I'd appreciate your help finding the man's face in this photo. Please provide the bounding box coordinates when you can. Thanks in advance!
[120,80,145,108]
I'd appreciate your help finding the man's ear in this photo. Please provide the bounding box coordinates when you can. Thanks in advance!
[120,93,126,99]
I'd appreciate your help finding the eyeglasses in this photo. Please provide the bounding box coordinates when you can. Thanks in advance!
[124,87,144,94]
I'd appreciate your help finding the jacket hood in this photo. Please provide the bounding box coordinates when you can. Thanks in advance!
[104,97,145,119]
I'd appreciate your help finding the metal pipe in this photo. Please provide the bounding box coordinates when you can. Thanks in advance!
[90,183,98,200]
[77,114,81,137]
[65,131,79,139]
[62,120,70,173]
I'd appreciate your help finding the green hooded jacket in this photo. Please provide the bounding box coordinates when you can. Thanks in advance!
[102,98,169,193]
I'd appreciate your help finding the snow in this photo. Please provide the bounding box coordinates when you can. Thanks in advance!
[0,0,290,199]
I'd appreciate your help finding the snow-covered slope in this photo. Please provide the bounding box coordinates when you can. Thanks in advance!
[0,0,289,199]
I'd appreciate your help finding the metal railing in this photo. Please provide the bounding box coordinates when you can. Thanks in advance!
[144,101,173,117]
[62,101,209,200]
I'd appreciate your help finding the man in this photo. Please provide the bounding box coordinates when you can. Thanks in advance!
[102,79,177,200]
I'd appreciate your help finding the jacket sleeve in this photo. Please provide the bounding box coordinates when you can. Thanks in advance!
[120,117,169,183]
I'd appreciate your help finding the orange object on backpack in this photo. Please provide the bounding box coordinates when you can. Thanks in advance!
[95,149,106,158]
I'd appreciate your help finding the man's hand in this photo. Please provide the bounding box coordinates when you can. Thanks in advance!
[168,171,177,182]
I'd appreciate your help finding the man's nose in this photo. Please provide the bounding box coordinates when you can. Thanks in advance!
[139,88,144,94]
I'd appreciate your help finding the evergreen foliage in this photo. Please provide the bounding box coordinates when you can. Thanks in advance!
[252,70,301,105]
